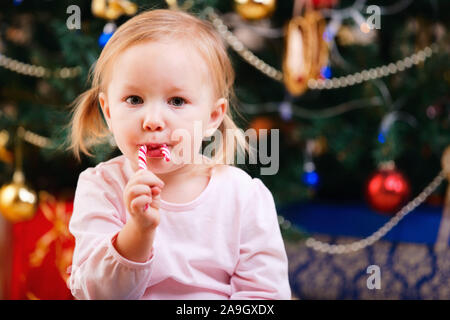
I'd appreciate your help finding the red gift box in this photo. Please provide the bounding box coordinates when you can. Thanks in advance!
[9,192,75,300]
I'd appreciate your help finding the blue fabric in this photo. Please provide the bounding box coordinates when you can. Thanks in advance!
[278,202,444,245]
[285,238,450,299]
[279,202,449,299]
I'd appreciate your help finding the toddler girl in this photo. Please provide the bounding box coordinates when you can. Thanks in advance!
[67,8,290,300]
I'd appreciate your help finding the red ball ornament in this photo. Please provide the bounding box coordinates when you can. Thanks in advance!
[312,0,339,9]
[249,116,277,133]
[365,168,411,215]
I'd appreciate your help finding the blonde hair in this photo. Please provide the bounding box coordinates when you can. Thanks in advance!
[68,9,253,173]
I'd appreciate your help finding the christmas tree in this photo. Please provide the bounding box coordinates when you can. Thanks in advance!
[0,0,449,221]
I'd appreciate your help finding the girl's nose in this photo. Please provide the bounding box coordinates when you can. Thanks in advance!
[142,108,164,132]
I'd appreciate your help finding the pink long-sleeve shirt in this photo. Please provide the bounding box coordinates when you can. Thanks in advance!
[68,155,291,300]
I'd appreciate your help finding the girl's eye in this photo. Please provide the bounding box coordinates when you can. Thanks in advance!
[168,97,187,107]
[125,95,143,105]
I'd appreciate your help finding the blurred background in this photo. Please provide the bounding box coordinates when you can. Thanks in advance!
[0,0,449,299]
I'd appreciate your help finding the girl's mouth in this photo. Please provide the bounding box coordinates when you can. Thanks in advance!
[147,148,164,157]
[145,143,170,158]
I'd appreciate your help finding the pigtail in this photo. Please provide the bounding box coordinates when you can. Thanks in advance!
[221,114,255,165]
[68,86,108,161]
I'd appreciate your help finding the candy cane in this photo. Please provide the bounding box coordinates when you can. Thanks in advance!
[138,145,149,211]
[138,145,148,170]
[161,144,171,162]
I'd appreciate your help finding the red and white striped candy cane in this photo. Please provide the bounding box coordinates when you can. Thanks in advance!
[161,144,171,162]
[138,145,148,170]
[138,145,149,211]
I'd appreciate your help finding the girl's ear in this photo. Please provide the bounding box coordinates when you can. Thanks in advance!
[99,92,112,131]
[206,98,227,137]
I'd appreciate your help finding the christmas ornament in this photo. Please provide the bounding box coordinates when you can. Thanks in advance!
[312,0,338,9]
[6,27,31,46]
[0,171,37,223]
[365,162,411,214]
[302,161,319,188]
[5,14,33,46]
[165,0,178,10]
[92,0,137,21]
[164,0,194,11]
[98,22,116,48]
[234,0,277,21]
[0,127,38,223]
[282,10,329,96]
[249,116,276,132]
[377,131,386,144]
[301,138,320,188]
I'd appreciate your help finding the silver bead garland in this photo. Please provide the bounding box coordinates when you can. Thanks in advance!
[0,53,81,79]
[305,171,445,254]
[205,7,438,91]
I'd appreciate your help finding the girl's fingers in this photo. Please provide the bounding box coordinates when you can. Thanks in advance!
[128,184,152,199]
[150,194,161,210]
[151,186,161,196]
[131,170,165,189]
[124,184,151,213]
[130,194,152,213]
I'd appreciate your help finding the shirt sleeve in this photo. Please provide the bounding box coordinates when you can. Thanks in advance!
[230,178,291,300]
[68,169,155,300]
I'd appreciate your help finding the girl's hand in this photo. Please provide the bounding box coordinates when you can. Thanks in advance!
[123,169,165,232]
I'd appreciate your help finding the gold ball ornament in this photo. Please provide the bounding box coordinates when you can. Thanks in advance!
[234,0,277,21]
[92,0,109,18]
[118,0,138,15]
[0,171,38,223]
[92,0,137,20]
[104,2,124,20]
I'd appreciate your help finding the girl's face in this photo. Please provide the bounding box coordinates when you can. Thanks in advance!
[99,40,226,174]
